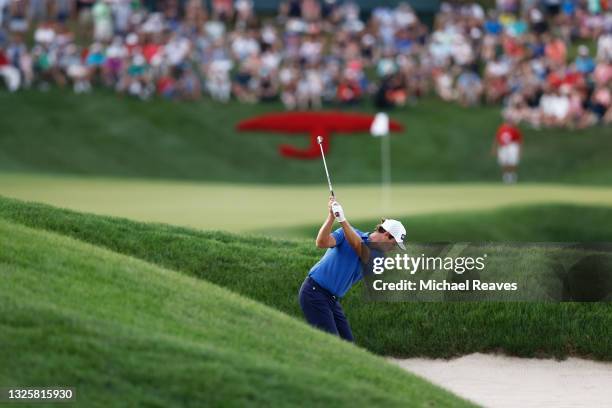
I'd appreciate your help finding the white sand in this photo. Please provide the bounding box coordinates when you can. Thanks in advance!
[391,353,612,408]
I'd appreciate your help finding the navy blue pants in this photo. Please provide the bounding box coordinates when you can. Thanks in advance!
[299,277,354,342]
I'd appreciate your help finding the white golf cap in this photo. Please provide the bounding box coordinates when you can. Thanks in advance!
[381,219,407,250]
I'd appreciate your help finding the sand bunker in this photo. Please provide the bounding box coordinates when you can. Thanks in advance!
[391,353,612,408]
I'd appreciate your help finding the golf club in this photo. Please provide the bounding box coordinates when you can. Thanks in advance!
[316,136,334,198]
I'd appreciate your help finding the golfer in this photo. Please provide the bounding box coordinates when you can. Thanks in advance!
[299,196,406,341]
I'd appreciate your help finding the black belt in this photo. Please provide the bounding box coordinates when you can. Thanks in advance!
[307,277,338,300]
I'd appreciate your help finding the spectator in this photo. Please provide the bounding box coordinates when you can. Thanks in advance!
[336,69,361,105]
[597,28,612,61]
[492,120,523,184]
[206,59,232,103]
[456,69,483,106]
[0,0,608,135]
[540,85,570,127]
[0,46,20,91]
[92,0,112,42]
[575,45,595,74]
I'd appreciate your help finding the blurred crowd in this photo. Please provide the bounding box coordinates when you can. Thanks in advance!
[0,0,611,128]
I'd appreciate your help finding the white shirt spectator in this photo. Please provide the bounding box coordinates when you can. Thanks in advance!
[305,69,323,94]
[487,59,511,77]
[436,72,454,101]
[235,0,253,20]
[541,93,570,120]
[597,33,612,62]
[0,0,9,26]
[231,34,259,60]
[0,62,20,92]
[261,51,281,72]
[452,37,474,66]
[165,37,191,66]
[112,0,132,33]
[394,4,416,28]
[205,21,226,41]
[92,0,113,41]
[286,18,307,34]
[207,59,233,102]
[106,39,128,59]
[529,8,544,24]
[261,25,277,45]
[470,27,483,41]
[471,4,485,20]
[279,66,296,86]
[299,39,322,63]
[372,7,395,46]
[429,30,454,64]
[34,25,56,44]
[141,13,164,34]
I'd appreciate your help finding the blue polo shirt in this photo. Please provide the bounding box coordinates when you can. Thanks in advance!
[308,227,369,298]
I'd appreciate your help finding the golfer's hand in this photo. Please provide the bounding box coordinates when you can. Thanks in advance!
[331,201,346,223]
[328,196,335,216]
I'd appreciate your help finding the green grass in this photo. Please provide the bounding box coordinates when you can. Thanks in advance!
[0,219,470,407]
[1,89,611,184]
[2,195,611,361]
[2,173,612,233]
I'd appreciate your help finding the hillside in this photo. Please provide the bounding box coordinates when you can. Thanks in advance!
[0,219,470,407]
[265,203,612,241]
[2,196,610,361]
[1,90,611,184]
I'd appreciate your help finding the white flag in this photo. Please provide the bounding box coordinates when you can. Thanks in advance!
[370,112,389,137]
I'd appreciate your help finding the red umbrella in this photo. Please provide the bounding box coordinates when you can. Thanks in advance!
[237,111,403,159]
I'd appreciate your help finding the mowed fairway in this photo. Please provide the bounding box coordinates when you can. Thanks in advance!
[2,173,612,232]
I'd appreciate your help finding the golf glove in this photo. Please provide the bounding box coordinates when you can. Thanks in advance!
[331,201,346,223]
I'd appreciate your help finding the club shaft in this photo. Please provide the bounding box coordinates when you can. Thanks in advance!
[318,143,334,197]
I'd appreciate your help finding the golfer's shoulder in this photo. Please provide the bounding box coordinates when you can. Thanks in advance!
[354,228,369,240]
[331,227,345,243]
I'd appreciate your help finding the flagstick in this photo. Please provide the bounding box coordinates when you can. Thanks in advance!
[381,133,391,213]
[370,112,392,213]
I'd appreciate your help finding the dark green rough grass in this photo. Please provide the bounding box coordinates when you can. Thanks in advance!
[1,219,470,407]
[1,195,611,361]
[1,89,611,184]
[266,204,612,241]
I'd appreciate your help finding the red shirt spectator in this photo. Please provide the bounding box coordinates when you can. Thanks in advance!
[143,43,162,64]
[496,123,523,146]
[545,39,567,65]
[562,71,583,87]
[212,0,233,18]
[157,76,176,97]
[549,69,584,89]
[337,80,361,103]
[547,71,564,88]
[503,36,525,59]
[0,50,8,66]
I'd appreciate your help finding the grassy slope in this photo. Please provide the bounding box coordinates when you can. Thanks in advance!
[1,90,611,184]
[2,196,610,361]
[0,219,470,407]
[266,204,612,241]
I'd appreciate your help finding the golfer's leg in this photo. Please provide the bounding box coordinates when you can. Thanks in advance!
[331,301,354,342]
[299,281,339,336]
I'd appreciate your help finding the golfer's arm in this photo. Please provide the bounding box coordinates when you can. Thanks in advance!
[315,214,336,248]
[339,220,364,258]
